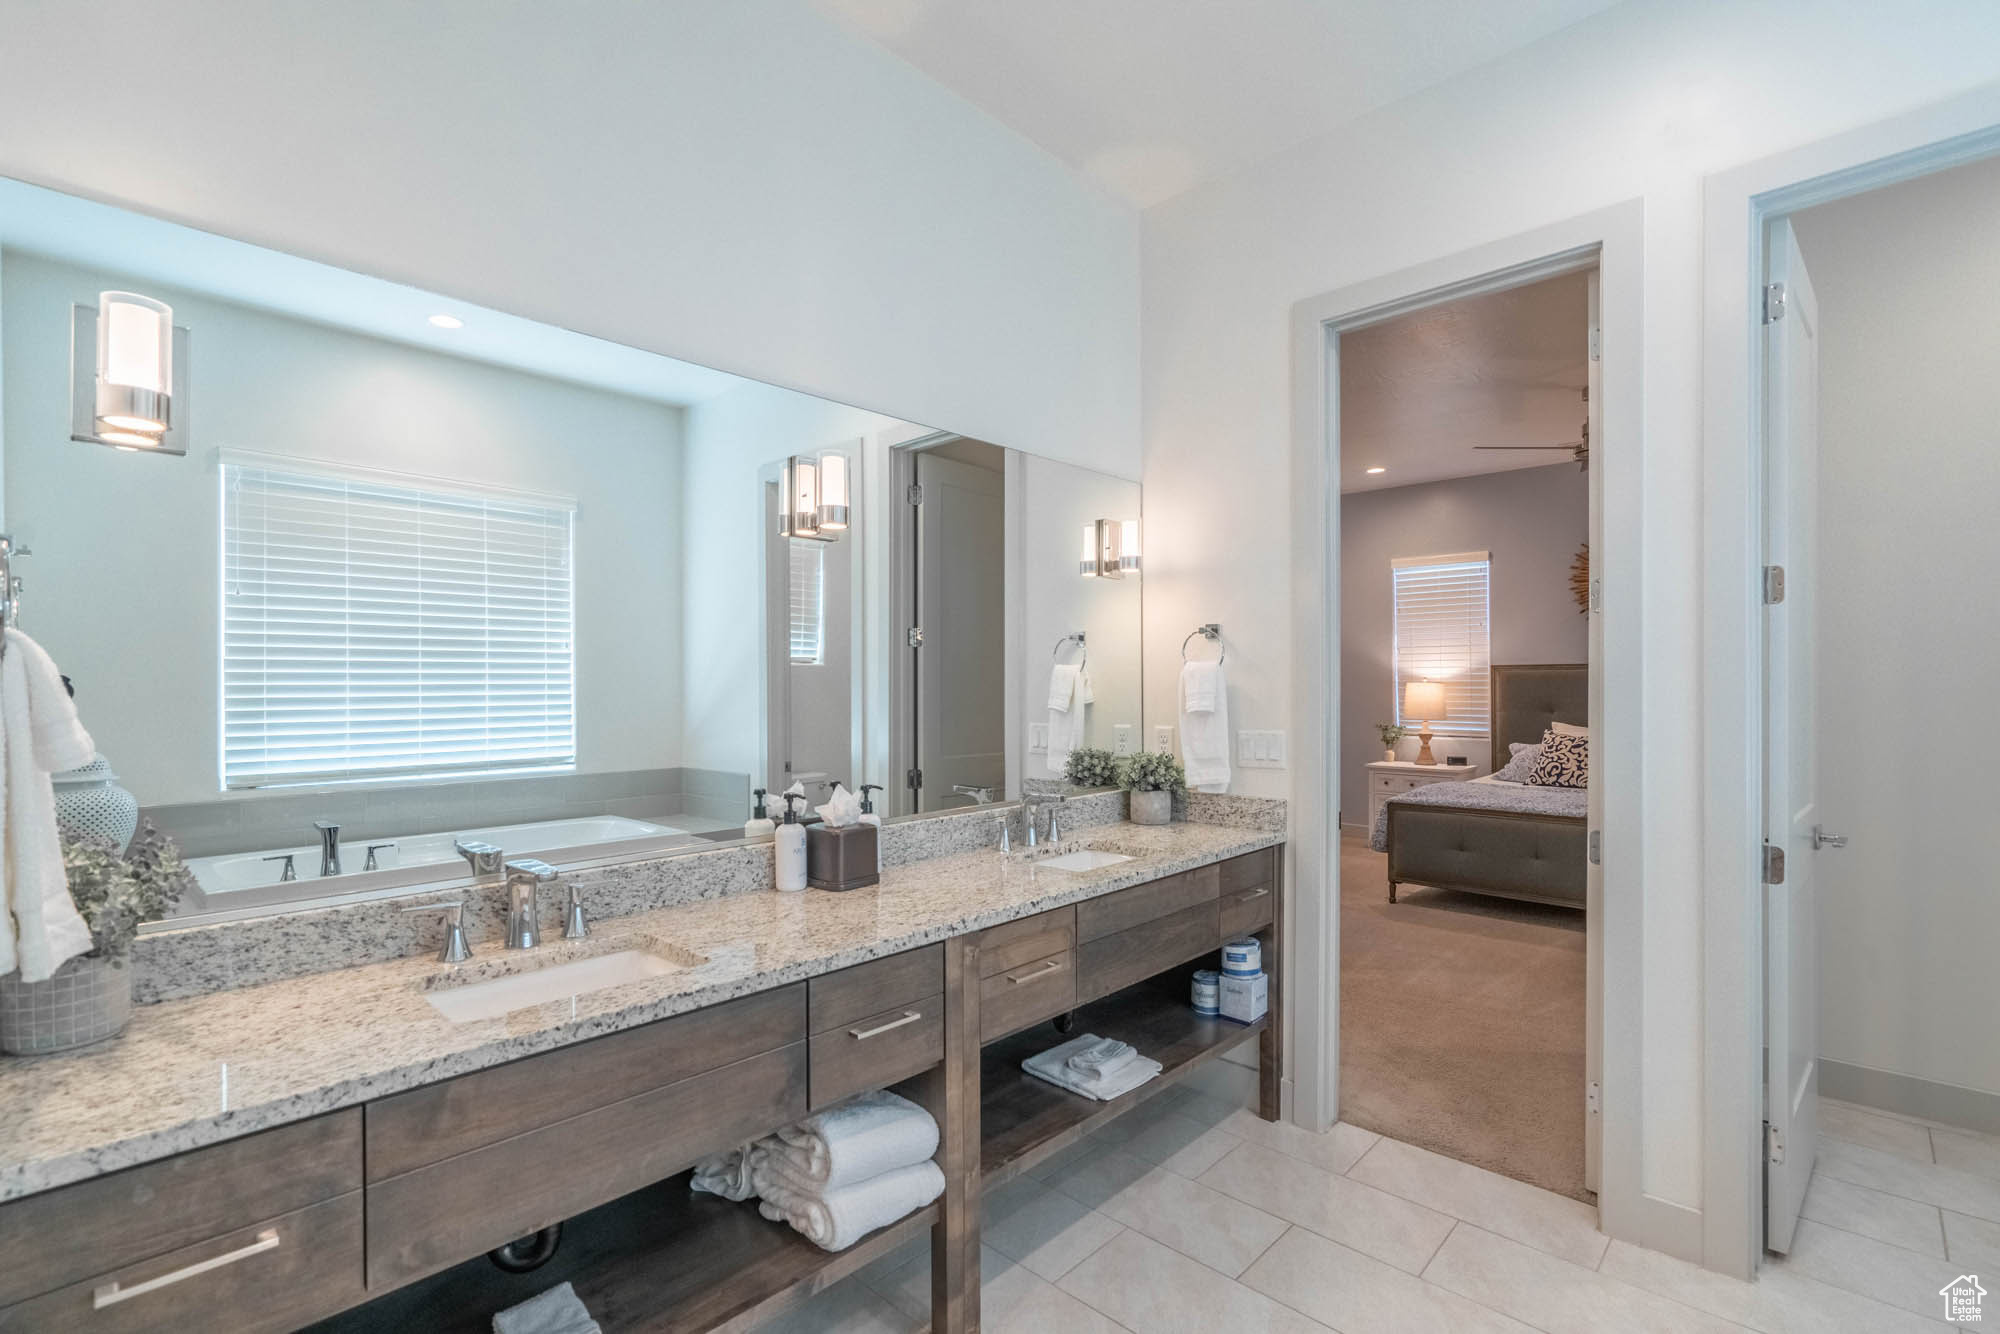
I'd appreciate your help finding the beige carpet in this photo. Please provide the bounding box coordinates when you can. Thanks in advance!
[1338,833,1590,1201]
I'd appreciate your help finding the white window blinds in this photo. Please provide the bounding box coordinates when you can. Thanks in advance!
[1392,551,1491,738]
[788,539,824,665]
[221,461,576,788]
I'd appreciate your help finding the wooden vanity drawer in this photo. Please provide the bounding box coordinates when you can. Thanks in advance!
[368,1042,806,1288]
[0,1110,360,1309]
[1219,883,1275,938]
[1075,900,1221,1004]
[1217,848,1275,895]
[980,950,1075,1043]
[0,1191,363,1334]
[367,984,804,1180]
[809,944,942,1035]
[808,994,944,1110]
[978,906,1075,978]
[1075,863,1219,942]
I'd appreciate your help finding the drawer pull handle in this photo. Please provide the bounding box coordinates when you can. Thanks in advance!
[849,1010,923,1040]
[1232,887,1270,902]
[1006,959,1064,984]
[93,1228,281,1309]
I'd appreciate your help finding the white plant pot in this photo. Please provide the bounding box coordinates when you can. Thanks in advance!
[1129,789,1173,826]
[1384,747,1397,762]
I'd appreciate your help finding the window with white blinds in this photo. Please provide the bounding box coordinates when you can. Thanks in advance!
[788,539,824,665]
[221,461,576,788]
[1392,551,1491,738]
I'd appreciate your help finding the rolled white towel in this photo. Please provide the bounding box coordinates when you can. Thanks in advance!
[754,1158,945,1252]
[760,1089,938,1190]
[689,1143,760,1202]
[1065,1036,1137,1080]
[492,1281,600,1334]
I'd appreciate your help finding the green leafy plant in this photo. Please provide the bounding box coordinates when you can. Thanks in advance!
[1376,723,1407,748]
[1117,750,1187,795]
[60,822,191,965]
[1062,746,1120,788]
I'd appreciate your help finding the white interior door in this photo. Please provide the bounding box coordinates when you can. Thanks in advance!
[1763,217,1820,1255]
[915,451,1005,810]
[1584,268,1604,1197]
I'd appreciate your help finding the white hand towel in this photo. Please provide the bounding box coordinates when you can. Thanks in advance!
[689,1142,761,1201]
[1065,1036,1137,1080]
[759,1089,938,1190]
[1178,660,1231,793]
[1047,666,1093,774]
[492,1281,601,1334]
[1024,1034,1163,1101]
[1,629,97,982]
[754,1158,945,1252]
[1048,663,1081,712]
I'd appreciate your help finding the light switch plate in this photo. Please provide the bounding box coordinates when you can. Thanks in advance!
[1236,729,1287,769]
[1153,725,1175,754]
[1113,724,1134,755]
[1028,723,1048,752]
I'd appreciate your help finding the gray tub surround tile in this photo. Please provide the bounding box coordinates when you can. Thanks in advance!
[0,818,1280,1201]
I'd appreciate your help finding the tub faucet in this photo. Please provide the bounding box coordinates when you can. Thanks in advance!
[454,838,504,878]
[313,821,341,877]
[503,859,558,950]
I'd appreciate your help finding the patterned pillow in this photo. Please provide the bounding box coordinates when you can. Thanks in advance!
[1527,730,1588,788]
[1494,741,1541,783]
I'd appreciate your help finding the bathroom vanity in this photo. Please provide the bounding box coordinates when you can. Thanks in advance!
[0,816,1283,1334]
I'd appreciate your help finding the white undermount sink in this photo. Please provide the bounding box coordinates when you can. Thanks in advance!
[1037,849,1136,872]
[425,948,695,1023]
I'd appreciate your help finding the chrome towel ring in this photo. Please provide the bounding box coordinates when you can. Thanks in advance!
[1181,623,1223,664]
[1052,632,1087,671]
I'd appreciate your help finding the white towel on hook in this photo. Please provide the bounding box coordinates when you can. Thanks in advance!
[1,629,97,982]
[1046,663,1093,774]
[1179,660,1231,793]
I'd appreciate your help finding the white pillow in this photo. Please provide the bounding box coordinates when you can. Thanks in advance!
[1550,721,1589,738]
[1494,741,1541,783]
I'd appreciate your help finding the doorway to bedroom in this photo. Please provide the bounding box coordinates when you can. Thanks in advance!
[1335,267,1599,1202]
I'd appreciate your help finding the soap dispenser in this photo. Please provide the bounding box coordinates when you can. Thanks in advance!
[858,784,884,869]
[775,793,809,892]
[744,788,775,838]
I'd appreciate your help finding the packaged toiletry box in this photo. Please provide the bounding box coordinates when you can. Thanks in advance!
[1219,971,1268,1024]
[807,823,880,891]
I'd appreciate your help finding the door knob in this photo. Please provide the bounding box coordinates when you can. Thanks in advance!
[1811,826,1848,850]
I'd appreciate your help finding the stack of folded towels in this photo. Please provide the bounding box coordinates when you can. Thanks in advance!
[690,1089,944,1252]
[1022,1034,1161,1100]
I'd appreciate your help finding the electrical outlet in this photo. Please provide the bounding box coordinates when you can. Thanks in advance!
[1152,725,1175,754]
[1113,724,1134,755]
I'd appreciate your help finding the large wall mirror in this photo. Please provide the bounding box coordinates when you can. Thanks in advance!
[0,178,1141,923]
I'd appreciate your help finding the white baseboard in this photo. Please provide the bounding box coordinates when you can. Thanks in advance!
[1822,1059,2000,1137]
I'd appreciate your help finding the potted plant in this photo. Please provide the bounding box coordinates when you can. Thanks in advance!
[0,822,190,1055]
[1376,723,1407,763]
[1062,746,1119,789]
[1118,750,1187,826]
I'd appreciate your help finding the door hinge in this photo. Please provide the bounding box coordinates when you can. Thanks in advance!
[1588,326,1601,362]
[1586,1081,1602,1117]
[1766,1122,1785,1164]
[906,626,924,649]
[1763,565,1786,605]
[906,482,925,506]
[1589,579,1602,613]
[1588,830,1602,865]
[1763,843,1786,886]
[906,767,923,791]
[1763,282,1788,324]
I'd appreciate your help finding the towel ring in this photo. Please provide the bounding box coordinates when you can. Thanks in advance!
[1181,623,1224,664]
[1052,632,1087,671]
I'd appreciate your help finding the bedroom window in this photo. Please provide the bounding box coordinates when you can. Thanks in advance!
[788,538,825,665]
[1392,551,1491,737]
[221,459,577,789]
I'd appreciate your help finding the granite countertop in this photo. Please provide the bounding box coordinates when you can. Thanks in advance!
[0,819,1280,1201]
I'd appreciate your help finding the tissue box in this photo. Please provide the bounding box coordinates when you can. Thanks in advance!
[807,823,879,891]
[1219,971,1268,1025]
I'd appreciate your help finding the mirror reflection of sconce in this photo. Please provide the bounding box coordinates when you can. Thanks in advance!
[70,293,191,455]
[778,451,851,542]
[1079,518,1140,578]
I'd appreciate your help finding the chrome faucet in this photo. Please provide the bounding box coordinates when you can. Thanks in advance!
[951,783,998,806]
[562,883,589,940]
[262,853,297,882]
[313,821,341,877]
[503,859,558,950]
[1021,793,1066,849]
[401,900,472,963]
[454,838,504,878]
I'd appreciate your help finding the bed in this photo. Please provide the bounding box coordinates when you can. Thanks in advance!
[1372,663,1587,909]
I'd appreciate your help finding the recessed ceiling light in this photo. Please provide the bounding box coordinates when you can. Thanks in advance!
[428,314,464,329]
[1365,466,1386,474]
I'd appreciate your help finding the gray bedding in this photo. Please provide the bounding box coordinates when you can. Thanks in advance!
[1369,778,1587,852]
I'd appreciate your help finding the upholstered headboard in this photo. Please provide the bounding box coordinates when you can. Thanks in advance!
[1490,664,1587,771]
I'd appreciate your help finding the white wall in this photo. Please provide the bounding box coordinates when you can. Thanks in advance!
[1792,158,2000,1102]
[1139,0,2000,1222]
[1340,464,1588,825]
[1,250,683,805]
[0,0,1138,479]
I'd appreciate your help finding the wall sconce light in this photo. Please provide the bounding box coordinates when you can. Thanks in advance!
[816,452,849,532]
[779,451,851,542]
[1079,518,1140,578]
[71,293,191,455]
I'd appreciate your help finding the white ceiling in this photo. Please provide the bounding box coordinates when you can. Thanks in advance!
[1339,268,1590,493]
[0,178,749,408]
[812,0,1627,208]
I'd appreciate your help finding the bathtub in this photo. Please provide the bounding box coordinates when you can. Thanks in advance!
[183,815,695,914]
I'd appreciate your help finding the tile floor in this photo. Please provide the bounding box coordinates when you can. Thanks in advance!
[754,1067,1997,1331]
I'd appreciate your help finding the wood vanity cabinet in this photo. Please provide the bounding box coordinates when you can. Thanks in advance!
[807,946,945,1110]
[976,907,1077,1042]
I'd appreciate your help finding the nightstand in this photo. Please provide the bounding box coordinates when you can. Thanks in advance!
[1366,759,1483,833]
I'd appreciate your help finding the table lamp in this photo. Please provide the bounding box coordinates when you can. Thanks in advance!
[1402,680,1446,765]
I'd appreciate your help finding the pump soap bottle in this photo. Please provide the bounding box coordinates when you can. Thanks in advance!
[858,784,884,870]
[775,793,809,891]
[744,788,776,838]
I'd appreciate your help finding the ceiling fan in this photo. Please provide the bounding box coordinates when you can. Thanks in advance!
[1474,387,1589,471]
